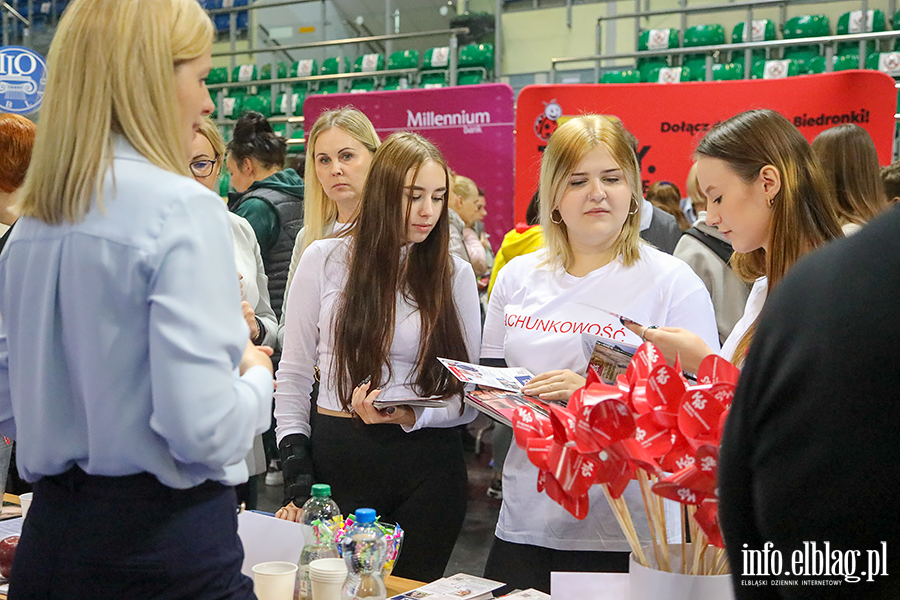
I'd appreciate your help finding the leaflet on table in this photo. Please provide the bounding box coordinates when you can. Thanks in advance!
[372,395,448,409]
[464,388,562,427]
[389,572,505,599]
[438,358,534,393]
[581,333,639,384]
[497,590,551,599]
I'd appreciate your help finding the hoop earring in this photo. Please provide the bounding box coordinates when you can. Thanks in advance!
[627,196,639,216]
[550,209,563,225]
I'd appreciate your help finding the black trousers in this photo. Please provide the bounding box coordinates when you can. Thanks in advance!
[311,415,468,582]
[483,536,630,595]
[9,467,253,600]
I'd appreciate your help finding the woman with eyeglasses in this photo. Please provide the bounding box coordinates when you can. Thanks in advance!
[192,117,276,509]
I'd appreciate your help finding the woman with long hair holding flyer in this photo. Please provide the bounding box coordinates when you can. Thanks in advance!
[275,132,480,581]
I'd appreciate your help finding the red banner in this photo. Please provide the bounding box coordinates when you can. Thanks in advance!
[515,71,897,223]
[304,84,516,251]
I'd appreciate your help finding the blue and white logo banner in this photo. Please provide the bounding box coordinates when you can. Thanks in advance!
[0,46,47,115]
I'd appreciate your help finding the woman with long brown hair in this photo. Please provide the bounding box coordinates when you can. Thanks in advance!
[273,132,480,582]
[630,109,844,369]
[813,123,890,234]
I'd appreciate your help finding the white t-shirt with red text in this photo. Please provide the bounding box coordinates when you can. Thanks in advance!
[482,246,719,551]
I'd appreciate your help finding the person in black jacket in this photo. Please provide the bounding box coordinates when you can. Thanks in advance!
[226,111,304,325]
[719,205,900,598]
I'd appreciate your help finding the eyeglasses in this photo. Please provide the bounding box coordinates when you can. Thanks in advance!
[190,158,218,178]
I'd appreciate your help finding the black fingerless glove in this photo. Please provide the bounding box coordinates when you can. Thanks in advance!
[278,433,314,508]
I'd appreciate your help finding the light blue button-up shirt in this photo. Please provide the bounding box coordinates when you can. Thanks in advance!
[0,138,273,489]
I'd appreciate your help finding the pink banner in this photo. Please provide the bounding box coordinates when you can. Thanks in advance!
[304,84,516,251]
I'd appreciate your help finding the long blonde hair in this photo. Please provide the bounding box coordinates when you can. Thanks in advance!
[696,109,843,364]
[301,107,380,254]
[539,114,642,270]
[17,0,213,224]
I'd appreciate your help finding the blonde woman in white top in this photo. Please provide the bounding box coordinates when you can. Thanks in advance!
[481,114,718,594]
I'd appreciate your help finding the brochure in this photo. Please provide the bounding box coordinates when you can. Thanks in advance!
[372,395,448,409]
[581,333,639,384]
[438,358,534,393]
[390,573,505,599]
[464,388,559,427]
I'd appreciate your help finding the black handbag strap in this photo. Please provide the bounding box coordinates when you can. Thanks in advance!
[682,227,734,266]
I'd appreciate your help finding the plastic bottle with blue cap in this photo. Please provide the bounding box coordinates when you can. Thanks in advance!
[340,508,387,600]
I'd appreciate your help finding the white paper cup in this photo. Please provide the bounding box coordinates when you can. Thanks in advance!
[310,557,347,600]
[628,543,734,600]
[252,561,299,600]
[19,492,32,519]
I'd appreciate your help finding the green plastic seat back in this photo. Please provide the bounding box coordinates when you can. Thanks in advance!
[638,28,678,51]
[350,79,376,92]
[807,56,826,74]
[732,19,775,43]
[231,64,258,84]
[354,53,385,73]
[459,44,480,68]
[320,57,351,76]
[751,59,800,79]
[423,47,451,70]
[836,10,885,56]
[712,62,743,81]
[638,59,669,81]
[291,59,319,78]
[782,47,820,73]
[457,71,483,86]
[600,69,641,83]
[478,44,495,70]
[317,80,340,94]
[682,57,711,79]
[682,24,725,48]
[207,67,229,86]
[648,65,691,83]
[260,62,288,81]
[238,94,271,118]
[388,50,419,70]
[420,71,447,87]
[835,54,865,71]
[783,14,830,39]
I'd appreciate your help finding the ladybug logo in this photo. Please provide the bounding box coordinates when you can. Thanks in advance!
[534,100,562,142]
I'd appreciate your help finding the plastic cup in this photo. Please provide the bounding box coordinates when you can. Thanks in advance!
[310,557,347,600]
[19,492,32,519]
[252,561,298,600]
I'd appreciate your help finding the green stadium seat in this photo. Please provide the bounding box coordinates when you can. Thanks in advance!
[782,15,830,74]
[751,59,800,79]
[384,50,418,90]
[868,51,900,75]
[458,43,494,85]
[272,88,305,116]
[237,94,271,118]
[836,9,886,56]
[317,57,350,94]
[808,54,868,73]
[350,53,385,92]
[600,69,641,83]
[207,67,229,86]
[681,26,725,81]
[731,19,775,64]
[222,94,242,120]
[420,47,451,87]
[647,65,692,83]
[230,64,257,97]
[258,62,288,93]
[290,59,319,92]
[712,62,743,81]
[637,28,677,79]
[895,9,900,51]
[218,170,230,197]
[272,122,288,138]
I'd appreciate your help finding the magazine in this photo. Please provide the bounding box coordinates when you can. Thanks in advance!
[463,388,560,427]
[372,395,448,409]
[390,573,505,600]
[437,358,534,393]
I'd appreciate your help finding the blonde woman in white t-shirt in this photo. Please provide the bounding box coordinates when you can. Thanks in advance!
[481,114,719,594]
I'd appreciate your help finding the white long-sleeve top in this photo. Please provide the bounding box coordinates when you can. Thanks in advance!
[275,237,480,441]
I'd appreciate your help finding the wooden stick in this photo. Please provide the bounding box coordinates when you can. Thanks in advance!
[713,548,730,575]
[636,470,663,569]
[648,473,670,572]
[681,507,687,574]
[601,484,647,566]
[691,528,707,575]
